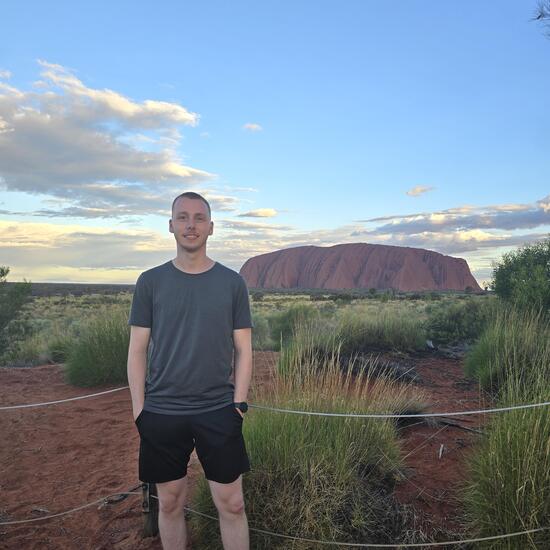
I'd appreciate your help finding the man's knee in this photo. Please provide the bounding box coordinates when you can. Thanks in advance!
[215,493,245,516]
[209,477,245,516]
[156,476,188,515]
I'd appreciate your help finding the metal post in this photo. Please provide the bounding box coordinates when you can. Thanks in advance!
[141,482,159,537]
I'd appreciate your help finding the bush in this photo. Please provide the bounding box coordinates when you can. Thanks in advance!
[491,235,550,313]
[48,333,74,363]
[251,310,274,350]
[424,298,493,346]
[189,328,437,549]
[0,266,32,355]
[269,304,318,351]
[464,304,550,393]
[337,310,426,353]
[251,291,264,302]
[460,368,550,549]
[64,308,130,386]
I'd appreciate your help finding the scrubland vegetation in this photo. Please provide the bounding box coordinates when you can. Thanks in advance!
[1,236,549,547]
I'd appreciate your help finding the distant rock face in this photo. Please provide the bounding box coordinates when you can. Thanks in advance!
[239,243,482,291]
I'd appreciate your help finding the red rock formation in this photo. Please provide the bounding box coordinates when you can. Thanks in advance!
[239,243,482,291]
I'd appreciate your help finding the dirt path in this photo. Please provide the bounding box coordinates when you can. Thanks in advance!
[0,350,487,548]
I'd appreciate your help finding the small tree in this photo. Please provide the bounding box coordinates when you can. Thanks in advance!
[490,235,550,313]
[0,266,32,354]
[534,1,550,37]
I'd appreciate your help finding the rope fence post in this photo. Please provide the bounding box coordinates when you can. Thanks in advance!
[141,482,159,538]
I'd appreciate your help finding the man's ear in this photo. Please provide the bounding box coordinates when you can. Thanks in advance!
[168,219,173,233]
[209,221,214,235]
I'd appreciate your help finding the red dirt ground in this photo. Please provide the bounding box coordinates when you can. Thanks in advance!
[0,351,490,549]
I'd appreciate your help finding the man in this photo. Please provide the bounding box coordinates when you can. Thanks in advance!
[127,191,253,550]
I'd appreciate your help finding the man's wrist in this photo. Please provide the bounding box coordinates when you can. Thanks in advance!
[233,401,248,413]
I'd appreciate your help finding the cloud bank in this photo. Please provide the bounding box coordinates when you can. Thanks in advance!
[0,60,238,218]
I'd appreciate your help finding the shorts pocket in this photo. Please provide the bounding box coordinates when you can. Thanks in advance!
[231,406,244,421]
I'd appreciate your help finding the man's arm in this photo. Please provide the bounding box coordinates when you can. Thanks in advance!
[127,325,150,421]
[233,327,253,412]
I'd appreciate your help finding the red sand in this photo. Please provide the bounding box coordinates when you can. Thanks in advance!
[0,351,488,548]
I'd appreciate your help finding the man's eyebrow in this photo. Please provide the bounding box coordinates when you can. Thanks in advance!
[175,211,206,216]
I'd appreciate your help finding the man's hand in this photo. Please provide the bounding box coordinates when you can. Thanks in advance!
[133,407,144,422]
[235,407,244,418]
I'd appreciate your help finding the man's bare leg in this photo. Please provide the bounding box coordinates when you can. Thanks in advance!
[156,475,189,550]
[208,474,249,550]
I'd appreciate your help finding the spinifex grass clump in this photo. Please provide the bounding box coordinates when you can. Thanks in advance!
[464,303,550,393]
[189,324,431,549]
[64,308,130,386]
[424,296,494,346]
[459,364,550,549]
[335,308,426,354]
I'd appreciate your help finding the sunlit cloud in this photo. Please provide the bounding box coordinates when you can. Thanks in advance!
[237,208,277,218]
[406,185,435,196]
[0,61,240,220]
[242,122,262,132]
[356,195,550,234]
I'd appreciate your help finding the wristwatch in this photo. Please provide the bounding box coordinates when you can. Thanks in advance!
[233,401,248,414]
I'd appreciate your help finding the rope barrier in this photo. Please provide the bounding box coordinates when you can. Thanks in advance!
[175,498,550,548]
[0,386,128,410]
[0,485,142,525]
[248,401,550,417]
[1,385,549,417]
[2,489,548,547]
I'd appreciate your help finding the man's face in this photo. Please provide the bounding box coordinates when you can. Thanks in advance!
[169,197,213,252]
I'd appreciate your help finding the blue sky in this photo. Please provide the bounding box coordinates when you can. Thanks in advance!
[1,1,549,285]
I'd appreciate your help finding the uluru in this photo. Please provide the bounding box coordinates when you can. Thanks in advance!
[239,243,482,292]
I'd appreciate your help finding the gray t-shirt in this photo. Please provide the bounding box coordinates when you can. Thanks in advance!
[128,260,253,415]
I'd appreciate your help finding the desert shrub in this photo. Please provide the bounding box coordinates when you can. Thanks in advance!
[64,308,130,386]
[48,331,74,363]
[336,308,426,354]
[460,367,550,549]
[0,266,32,356]
[464,304,550,394]
[424,298,494,345]
[269,303,319,351]
[251,310,274,350]
[491,235,550,314]
[189,328,437,549]
[1,333,49,367]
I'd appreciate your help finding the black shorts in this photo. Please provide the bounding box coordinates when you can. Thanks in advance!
[135,403,251,484]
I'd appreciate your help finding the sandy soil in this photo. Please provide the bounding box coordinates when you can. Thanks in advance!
[0,350,489,549]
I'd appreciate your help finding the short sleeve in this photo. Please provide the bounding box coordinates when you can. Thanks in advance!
[233,276,254,329]
[128,272,153,328]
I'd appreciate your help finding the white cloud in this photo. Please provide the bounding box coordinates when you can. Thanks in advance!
[237,208,277,218]
[356,195,550,234]
[406,185,435,197]
[242,122,263,132]
[37,59,199,128]
[0,70,11,79]
[0,61,250,218]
